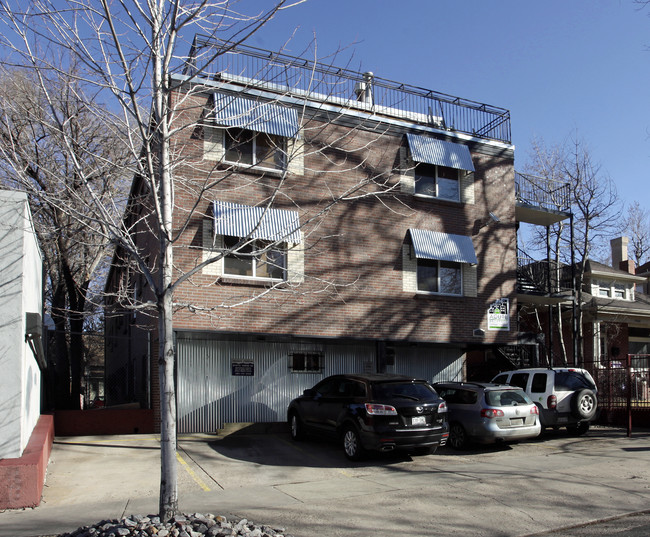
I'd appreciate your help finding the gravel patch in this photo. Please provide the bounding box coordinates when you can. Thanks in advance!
[55,513,295,537]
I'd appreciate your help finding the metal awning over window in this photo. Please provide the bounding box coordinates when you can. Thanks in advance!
[211,93,299,138]
[406,134,475,172]
[407,229,477,265]
[212,201,302,243]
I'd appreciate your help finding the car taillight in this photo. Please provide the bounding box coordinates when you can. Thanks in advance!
[365,403,398,416]
[438,401,448,413]
[480,408,505,419]
[547,395,557,409]
[530,406,539,415]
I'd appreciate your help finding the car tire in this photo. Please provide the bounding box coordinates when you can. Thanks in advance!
[289,412,305,441]
[449,422,468,450]
[570,389,597,420]
[342,425,365,461]
[567,421,590,436]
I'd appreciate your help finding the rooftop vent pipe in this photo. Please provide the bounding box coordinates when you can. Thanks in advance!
[354,71,374,105]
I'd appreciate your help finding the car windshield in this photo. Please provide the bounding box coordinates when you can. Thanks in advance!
[485,389,532,407]
[372,381,436,401]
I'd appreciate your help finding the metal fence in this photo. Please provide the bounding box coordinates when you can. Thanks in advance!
[584,355,650,431]
[185,36,512,144]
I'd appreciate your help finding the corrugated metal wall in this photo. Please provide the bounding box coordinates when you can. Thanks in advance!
[176,335,374,432]
[389,345,464,383]
[176,334,465,433]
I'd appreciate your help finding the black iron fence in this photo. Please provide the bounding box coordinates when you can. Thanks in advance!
[584,355,650,432]
[185,36,512,144]
[515,172,571,213]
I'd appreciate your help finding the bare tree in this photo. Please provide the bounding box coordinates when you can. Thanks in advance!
[0,0,412,520]
[522,135,621,365]
[623,201,650,266]
[0,66,130,409]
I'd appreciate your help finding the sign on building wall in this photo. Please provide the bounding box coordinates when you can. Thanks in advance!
[232,359,254,376]
[488,298,510,331]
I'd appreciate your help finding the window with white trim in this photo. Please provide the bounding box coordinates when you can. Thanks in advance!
[414,163,460,201]
[594,279,633,301]
[223,235,287,280]
[416,258,462,295]
[224,128,286,170]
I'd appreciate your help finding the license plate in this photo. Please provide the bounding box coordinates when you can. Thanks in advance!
[510,418,524,426]
[412,416,426,426]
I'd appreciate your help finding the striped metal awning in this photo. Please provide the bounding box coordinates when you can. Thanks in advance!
[407,229,477,264]
[406,134,475,172]
[212,93,299,138]
[212,201,302,243]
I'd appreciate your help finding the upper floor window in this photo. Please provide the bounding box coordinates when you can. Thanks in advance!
[414,163,460,201]
[595,279,633,301]
[417,259,462,295]
[223,235,287,281]
[224,128,286,170]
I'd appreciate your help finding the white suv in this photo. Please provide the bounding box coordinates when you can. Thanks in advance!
[491,368,598,435]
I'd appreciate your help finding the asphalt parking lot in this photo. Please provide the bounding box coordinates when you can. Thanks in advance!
[2,425,650,537]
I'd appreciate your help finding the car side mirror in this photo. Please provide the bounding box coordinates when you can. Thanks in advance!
[303,388,315,397]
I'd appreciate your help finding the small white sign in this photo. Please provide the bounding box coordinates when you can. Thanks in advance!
[488,298,510,331]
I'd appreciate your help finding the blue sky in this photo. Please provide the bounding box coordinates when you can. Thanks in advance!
[250,0,650,211]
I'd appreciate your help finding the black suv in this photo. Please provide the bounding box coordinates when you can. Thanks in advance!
[287,373,449,460]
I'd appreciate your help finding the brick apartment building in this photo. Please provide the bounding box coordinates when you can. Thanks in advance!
[105,38,563,432]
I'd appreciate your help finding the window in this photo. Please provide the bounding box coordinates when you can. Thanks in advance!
[417,259,462,295]
[531,373,548,393]
[510,373,529,390]
[290,352,322,373]
[595,279,632,300]
[223,235,286,280]
[414,163,460,201]
[224,128,286,170]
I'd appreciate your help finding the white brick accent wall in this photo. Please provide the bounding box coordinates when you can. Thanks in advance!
[402,244,417,292]
[202,219,223,276]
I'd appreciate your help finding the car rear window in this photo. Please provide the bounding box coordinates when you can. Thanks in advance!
[555,371,596,391]
[437,388,477,405]
[485,389,532,406]
[372,382,437,401]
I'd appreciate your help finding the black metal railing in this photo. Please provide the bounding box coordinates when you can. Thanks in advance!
[515,172,571,213]
[517,250,573,295]
[183,36,512,144]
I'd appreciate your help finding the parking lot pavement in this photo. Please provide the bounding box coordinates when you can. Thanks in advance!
[1,426,650,537]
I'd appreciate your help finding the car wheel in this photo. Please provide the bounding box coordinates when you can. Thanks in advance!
[449,422,468,450]
[342,425,365,461]
[570,389,597,420]
[289,412,305,441]
[567,421,590,436]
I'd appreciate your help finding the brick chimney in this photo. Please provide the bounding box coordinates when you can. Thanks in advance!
[611,236,635,274]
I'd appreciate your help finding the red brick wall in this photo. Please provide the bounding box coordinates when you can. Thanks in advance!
[164,88,517,346]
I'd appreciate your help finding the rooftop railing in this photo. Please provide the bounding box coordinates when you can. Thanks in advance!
[184,36,512,144]
[515,172,571,213]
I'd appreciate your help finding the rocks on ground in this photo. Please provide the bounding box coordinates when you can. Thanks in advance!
[56,513,295,537]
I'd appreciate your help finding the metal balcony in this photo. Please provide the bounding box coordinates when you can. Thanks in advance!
[515,172,571,226]
[517,251,573,305]
[184,36,512,144]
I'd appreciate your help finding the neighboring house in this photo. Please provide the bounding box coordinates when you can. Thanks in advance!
[582,237,650,364]
[0,190,45,459]
[517,235,650,367]
[0,189,52,510]
[104,39,563,433]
